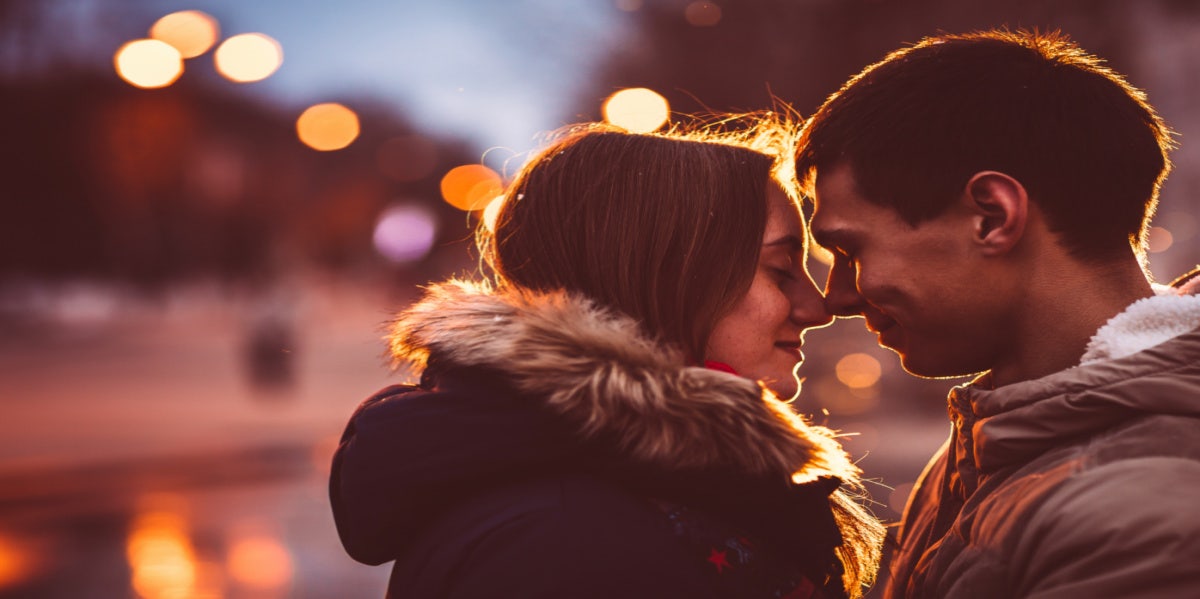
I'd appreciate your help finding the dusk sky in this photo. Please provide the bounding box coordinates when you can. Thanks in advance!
[61,0,633,155]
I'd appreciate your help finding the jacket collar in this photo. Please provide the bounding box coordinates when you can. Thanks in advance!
[388,279,858,484]
[950,325,1200,474]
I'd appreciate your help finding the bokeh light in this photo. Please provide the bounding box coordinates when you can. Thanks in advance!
[372,203,438,264]
[440,165,503,211]
[296,103,360,151]
[0,533,37,591]
[1147,225,1173,253]
[685,2,723,27]
[149,10,220,58]
[603,88,670,133]
[835,353,882,389]
[114,39,183,89]
[227,534,293,591]
[127,509,197,599]
[214,33,282,83]
[376,134,439,182]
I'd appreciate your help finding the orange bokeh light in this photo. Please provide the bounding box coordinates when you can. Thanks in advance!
[228,535,293,590]
[150,10,220,59]
[127,509,197,599]
[0,533,38,591]
[603,88,670,133]
[214,33,282,83]
[296,103,360,151]
[1147,226,1174,253]
[440,165,503,211]
[114,39,183,89]
[835,353,883,389]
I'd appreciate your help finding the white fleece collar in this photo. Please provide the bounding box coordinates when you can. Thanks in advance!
[1080,284,1200,365]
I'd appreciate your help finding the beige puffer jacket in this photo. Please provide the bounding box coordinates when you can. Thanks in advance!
[886,281,1200,599]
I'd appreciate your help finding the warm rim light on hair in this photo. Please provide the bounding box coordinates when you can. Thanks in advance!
[214,33,283,83]
[602,88,670,133]
[149,10,220,58]
[296,103,360,151]
[114,39,183,89]
[481,196,505,233]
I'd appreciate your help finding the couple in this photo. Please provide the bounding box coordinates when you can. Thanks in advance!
[330,30,1200,598]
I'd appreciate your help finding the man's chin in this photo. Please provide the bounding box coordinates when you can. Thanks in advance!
[897,351,987,380]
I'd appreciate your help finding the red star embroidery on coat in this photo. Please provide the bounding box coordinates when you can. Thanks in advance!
[707,548,731,573]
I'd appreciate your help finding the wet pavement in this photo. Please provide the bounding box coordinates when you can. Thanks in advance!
[0,277,402,598]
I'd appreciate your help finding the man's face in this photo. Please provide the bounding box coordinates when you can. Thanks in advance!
[809,164,1011,378]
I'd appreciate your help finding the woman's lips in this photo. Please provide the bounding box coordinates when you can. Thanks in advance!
[775,340,804,358]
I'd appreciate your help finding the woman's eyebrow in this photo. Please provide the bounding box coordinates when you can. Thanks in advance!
[763,234,803,252]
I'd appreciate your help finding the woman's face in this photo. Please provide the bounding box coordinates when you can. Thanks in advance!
[705,182,832,398]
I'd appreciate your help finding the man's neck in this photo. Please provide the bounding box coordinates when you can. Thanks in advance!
[988,256,1153,388]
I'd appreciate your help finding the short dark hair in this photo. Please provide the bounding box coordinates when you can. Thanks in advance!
[482,123,780,360]
[796,29,1173,261]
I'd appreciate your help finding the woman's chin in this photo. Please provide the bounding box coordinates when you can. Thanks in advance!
[764,375,800,400]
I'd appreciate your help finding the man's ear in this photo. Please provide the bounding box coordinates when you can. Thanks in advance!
[964,171,1028,256]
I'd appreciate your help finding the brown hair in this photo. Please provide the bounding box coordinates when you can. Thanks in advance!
[478,120,883,596]
[482,122,781,360]
[797,29,1173,262]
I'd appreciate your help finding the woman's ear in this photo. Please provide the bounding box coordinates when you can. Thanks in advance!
[965,171,1028,256]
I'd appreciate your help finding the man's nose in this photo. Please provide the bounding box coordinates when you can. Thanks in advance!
[823,260,865,317]
[789,271,834,329]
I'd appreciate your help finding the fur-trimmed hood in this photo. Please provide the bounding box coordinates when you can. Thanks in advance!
[387,279,857,484]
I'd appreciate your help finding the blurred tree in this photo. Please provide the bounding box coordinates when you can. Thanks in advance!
[578,0,1140,120]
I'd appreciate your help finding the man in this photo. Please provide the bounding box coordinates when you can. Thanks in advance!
[796,30,1200,598]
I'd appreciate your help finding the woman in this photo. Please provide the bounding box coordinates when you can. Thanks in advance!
[330,121,884,598]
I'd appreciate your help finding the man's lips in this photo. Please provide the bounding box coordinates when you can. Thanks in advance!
[867,317,897,336]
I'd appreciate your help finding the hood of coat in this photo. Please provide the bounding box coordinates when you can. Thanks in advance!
[332,279,860,567]
[388,279,856,482]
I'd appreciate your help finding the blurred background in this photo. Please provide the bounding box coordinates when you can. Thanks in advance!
[1,0,1197,597]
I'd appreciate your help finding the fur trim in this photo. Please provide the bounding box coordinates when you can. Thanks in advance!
[1080,289,1200,365]
[388,279,857,483]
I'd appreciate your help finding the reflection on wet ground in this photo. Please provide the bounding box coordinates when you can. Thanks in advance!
[0,445,388,598]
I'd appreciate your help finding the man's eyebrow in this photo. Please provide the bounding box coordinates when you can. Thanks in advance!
[763,234,803,252]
